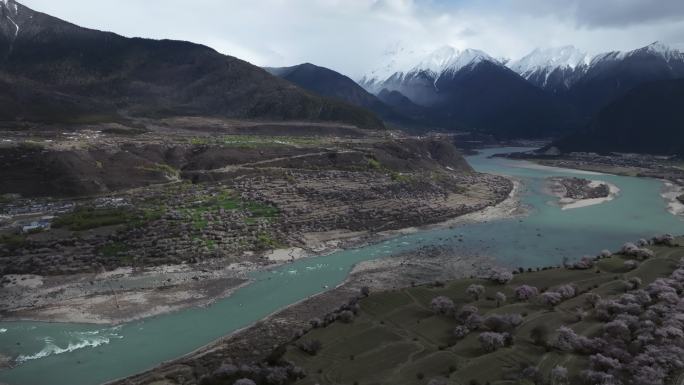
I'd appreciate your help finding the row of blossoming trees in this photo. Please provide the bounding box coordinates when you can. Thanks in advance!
[429,234,682,385]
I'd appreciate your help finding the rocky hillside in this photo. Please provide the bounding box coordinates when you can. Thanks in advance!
[0,118,475,198]
[0,123,512,277]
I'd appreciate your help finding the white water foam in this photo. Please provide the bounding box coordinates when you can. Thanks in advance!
[305,264,326,271]
[0,328,7,333]
[16,330,122,363]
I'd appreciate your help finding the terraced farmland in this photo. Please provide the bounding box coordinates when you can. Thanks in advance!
[286,238,684,385]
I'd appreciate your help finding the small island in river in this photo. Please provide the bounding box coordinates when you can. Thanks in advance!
[546,176,620,210]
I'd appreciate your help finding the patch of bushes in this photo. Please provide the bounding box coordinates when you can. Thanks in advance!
[101,127,147,136]
[297,339,322,356]
[255,232,282,251]
[0,234,27,250]
[367,157,381,170]
[138,163,180,179]
[17,140,44,150]
[53,207,136,231]
[97,242,129,257]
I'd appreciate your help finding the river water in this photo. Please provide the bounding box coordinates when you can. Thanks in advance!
[1,147,683,385]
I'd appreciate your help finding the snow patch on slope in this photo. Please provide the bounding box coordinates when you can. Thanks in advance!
[1,0,20,37]
[1,0,18,14]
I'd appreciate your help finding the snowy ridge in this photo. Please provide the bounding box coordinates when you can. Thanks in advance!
[509,46,589,76]
[628,41,684,62]
[589,42,684,65]
[369,41,684,88]
[507,42,684,90]
[410,46,496,77]
[361,45,499,90]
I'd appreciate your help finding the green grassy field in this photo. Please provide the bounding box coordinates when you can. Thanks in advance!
[51,205,165,232]
[183,190,279,230]
[284,239,684,385]
[189,135,329,148]
[52,207,137,231]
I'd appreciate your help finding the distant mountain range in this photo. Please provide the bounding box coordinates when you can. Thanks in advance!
[364,42,684,107]
[357,42,684,140]
[0,0,383,128]
[359,46,577,137]
[513,42,684,155]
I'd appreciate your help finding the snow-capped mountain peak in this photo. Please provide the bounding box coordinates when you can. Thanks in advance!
[507,46,591,91]
[409,46,497,76]
[509,46,589,75]
[359,45,501,104]
[359,45,419,87]
[410,45,458,76]
[362,45,499,88]
[444,48,497,72]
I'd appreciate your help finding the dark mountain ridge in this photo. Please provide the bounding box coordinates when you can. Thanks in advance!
[0,0,383,128]
[553,78,684,156]
[565,44,684,118]
[265,63,381,109]
[429,61,577,138]
[265,62,419,127]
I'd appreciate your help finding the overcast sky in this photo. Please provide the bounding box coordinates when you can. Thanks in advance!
[19,0,684,79]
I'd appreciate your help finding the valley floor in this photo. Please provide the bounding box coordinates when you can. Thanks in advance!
[109,219,684,385]
[0,178,520,326]
[106,184,524,385]
[0,119,514,325]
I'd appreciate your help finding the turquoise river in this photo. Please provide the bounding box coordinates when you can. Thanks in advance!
[1,147,683,385]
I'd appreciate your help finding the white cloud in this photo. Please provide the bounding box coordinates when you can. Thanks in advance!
[19,0,684,79]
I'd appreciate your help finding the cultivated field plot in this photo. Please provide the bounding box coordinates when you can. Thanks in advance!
[286,239,684,385]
